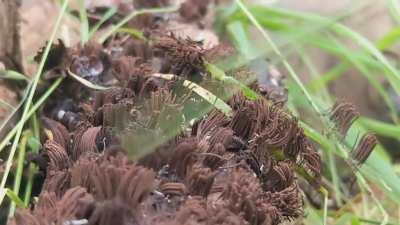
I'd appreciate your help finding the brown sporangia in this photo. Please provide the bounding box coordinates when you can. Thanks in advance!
[13,14,328,225]
[330,100,360,136]
[262,161,294,192]
[222,167,282,225]
[43,140,70,171]
[352,133,378,165]
[71,125,103,161]
[42,117,70,150]
[159,182,187,196]
[10,187,94,225]
[153,34,205,77]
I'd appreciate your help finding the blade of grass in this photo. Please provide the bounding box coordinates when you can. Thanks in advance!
[115,27,146,40]
[0,0,67,206]
[321,187,328,225]
[8,132,28,217]
[334,213,353,225]
[0,70,29,81]
[226,21,257,60]
[260,6,400,100]
[88,6,117,39]
[232,4,400,112]
[205,62,258,100]
[385,0,400,25]
[376,27,400,50]
[234,1,395,218]
[152,73,233,117]
[98,5,179,43]
[308,26,400,94]
[234,0,324,118]
[358,117,400,139]
[23,114,40,206]
[78,0,89,44]
[0,99,15,110]
[0,74,64,208]
[0,77,63,155]
[326,34,398,123]
[296,46,343,205]
[5,189,25,209]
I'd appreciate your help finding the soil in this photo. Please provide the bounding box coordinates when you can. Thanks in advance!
[7,1,324,225]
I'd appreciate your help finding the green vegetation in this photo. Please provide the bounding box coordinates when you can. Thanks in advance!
[1,0,400,224]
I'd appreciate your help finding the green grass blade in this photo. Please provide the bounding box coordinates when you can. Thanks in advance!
[98,6,179,43]
[88,6,117,39]
[115,27,145,40]
[0,77,63,155]
[78,0,89,44]
[23,115,40,206]
[0,70,29,81]
[326,34,398,122]
[5,189,25,209]
[234,0,325,118]
[376,27,400,50]
[259,6,400,99]
[0,0,68,206]
[358,117,400,139]
[334,213,354,225]
[385,0,400,25]
[8,132,28,217]
[226,21,257,60]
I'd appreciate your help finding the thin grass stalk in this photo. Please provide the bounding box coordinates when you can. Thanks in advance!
[88,6,117,39]
[78,0,89,44]
[0,77,63,154]
[23,114,40,205]
[99,5,179,43]
[234,0,389,219]
[8,132,28,217]
[0,76,65,205]
[0,0,68,206]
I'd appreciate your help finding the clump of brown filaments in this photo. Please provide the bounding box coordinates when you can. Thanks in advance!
[11,5,325,225]
[330,100,360,136]
[352,133,378,165]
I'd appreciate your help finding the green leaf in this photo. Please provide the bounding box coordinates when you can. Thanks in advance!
[226,21,256,60]
[386,0,400,25]
[359,117,400,139]
[98,6,179,43]
[6,189,25,208]
[0,70,29,81]
[115,27,146,40]
[78,0,89,44]
[88,6,118,38]
[334,213,354,225]
[351,217,362,225]
[205,62,258,100]
[376,26,400,50]
[27,136,41,152]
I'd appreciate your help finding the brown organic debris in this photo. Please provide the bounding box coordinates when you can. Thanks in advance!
[12,9,325,225]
